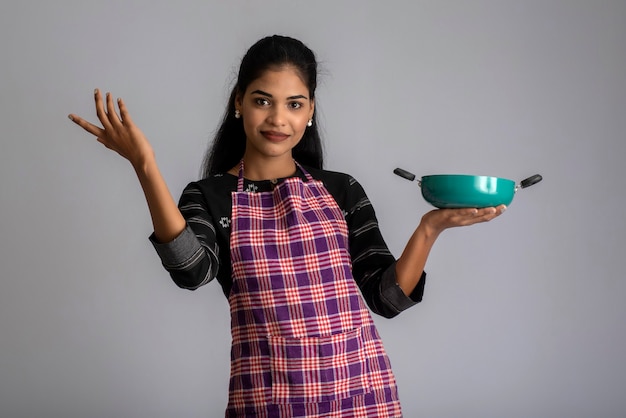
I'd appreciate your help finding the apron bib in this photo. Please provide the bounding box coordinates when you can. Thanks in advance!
[226,161,402,417]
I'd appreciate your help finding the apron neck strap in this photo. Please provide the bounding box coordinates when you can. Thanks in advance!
[236,159,314,191]
[237,160,245,192]
[294,161,314,182]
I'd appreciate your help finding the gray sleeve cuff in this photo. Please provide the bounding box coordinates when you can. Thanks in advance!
[148,225,203,270]
[380,262,426,314]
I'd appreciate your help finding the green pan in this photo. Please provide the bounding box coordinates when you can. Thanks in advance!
[393,168,542,209]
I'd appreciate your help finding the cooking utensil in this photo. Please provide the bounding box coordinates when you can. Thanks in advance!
[393,168,542,208]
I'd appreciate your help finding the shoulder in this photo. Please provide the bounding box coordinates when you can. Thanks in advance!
[304,166,353,183]
[303,166,367,209]
[304,165,360,190]
[178,173,237,204]
[191,173,237,192]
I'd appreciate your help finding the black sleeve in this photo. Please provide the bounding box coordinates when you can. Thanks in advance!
[344,176,426,318]
[149,183,220,290]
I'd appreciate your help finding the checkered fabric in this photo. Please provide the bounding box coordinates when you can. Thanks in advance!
[225,162,402,417]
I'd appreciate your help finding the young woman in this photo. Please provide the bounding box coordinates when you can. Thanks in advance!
[69,35,505,418]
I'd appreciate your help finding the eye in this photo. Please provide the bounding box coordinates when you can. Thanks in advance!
[288,101,303,110]
[254,98,270,106]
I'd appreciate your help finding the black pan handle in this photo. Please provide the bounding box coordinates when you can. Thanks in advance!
[519,174,543,189]
[393,167,416,181]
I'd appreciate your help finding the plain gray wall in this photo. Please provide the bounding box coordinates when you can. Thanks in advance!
[1,0,625,417]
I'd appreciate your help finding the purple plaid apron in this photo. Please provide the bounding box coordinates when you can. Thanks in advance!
[226,161,402,417]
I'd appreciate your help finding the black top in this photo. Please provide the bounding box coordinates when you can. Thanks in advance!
[150,166,425,318]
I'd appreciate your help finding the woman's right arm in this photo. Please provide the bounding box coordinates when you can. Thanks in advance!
[68,89,185,243]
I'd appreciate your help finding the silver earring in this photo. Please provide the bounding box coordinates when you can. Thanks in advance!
[307,119,313,127]
[234,109,241,119]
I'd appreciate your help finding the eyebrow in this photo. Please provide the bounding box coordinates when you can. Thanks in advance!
[250,89,308,100]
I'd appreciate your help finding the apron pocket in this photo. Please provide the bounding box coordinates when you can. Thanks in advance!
[267,327,372,404]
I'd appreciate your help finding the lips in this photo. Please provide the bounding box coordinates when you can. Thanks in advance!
[261,130,290,142]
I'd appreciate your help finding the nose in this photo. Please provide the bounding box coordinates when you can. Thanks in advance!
[266,105,286,126]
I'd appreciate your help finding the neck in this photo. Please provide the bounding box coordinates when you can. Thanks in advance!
[240,154,297,181]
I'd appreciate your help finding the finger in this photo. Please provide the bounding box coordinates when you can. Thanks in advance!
[478,205,506,218]
[117,97,134,126]
[468,207,504,224]
[478,207,497,216]
[445,207,495,226]
[96,137,114,150]
[96,136,127,159]
[68,114,105,138]
[445,207,479,217]
[105,91,122,126]
[94,89,114,131]
[96,137,109,148]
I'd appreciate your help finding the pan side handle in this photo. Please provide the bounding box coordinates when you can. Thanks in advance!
[520,174,543,189]
[393,168,416,182]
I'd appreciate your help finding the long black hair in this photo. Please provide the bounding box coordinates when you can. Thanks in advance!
[201,35,323,178]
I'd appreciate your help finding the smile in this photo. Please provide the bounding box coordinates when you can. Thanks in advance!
[261,131,290,142]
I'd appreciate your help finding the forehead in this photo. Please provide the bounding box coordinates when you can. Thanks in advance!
[245,66,309,97]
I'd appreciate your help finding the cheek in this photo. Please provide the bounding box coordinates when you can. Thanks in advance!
[294,121,308,137]
[242,114,260,136]
[296,115,310,130]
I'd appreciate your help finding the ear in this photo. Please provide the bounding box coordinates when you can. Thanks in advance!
[309,98,315,120]
[235,91,243,112]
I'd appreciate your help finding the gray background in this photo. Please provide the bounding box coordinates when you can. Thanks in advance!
[1,0,625,417]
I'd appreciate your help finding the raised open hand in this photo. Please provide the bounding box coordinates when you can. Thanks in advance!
[68,89,154,169]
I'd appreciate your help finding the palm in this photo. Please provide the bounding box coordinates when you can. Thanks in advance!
[423,205,506,234]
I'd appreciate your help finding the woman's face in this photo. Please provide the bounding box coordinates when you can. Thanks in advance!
[236,66,314,164]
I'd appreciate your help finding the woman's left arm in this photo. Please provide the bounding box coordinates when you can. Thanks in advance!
[395,206,507,296]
